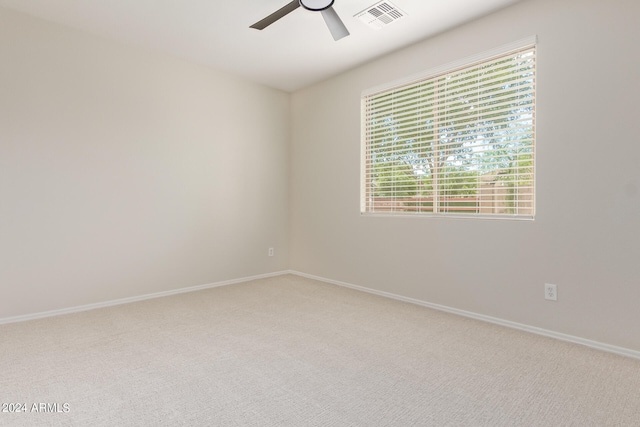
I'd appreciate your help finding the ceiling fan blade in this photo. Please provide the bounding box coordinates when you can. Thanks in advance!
[250,0,301,30]
[321,7,350,41]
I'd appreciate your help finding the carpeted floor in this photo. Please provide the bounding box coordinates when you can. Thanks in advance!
[1,274,639,426]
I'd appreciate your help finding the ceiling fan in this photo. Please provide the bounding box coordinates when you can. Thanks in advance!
[250,0,350,41]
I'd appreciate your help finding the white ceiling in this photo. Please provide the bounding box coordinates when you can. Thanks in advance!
[0,0,523,92]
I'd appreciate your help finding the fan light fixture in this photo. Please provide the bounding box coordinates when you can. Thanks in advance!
[300,0,334,12]
[250,0,349,41]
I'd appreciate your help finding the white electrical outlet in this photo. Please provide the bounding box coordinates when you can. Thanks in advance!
[544,283,557,301]
[268,248,274,257]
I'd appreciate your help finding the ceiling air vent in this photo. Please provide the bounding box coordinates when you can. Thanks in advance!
[355,1,405,29]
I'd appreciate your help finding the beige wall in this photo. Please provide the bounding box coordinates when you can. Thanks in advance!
[290,0,640,351]
[0,7,290,317]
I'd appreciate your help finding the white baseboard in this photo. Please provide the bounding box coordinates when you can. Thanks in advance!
[290,271,640,361]
[0,270,289,326]
[4,269,638,360]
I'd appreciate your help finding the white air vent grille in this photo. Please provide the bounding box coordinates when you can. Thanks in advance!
[355,1,405,29]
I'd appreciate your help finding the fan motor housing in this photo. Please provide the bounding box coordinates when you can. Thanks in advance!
[300,0,335,12]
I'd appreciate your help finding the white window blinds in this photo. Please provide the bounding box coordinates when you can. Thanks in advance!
[361,43,536,218]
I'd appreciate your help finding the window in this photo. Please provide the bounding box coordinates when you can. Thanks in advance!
[361,40,536,219]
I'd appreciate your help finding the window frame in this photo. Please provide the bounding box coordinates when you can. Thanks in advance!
[360,37,537,220]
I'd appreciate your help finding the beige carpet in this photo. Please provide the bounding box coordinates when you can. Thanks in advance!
[1,274,639,426]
